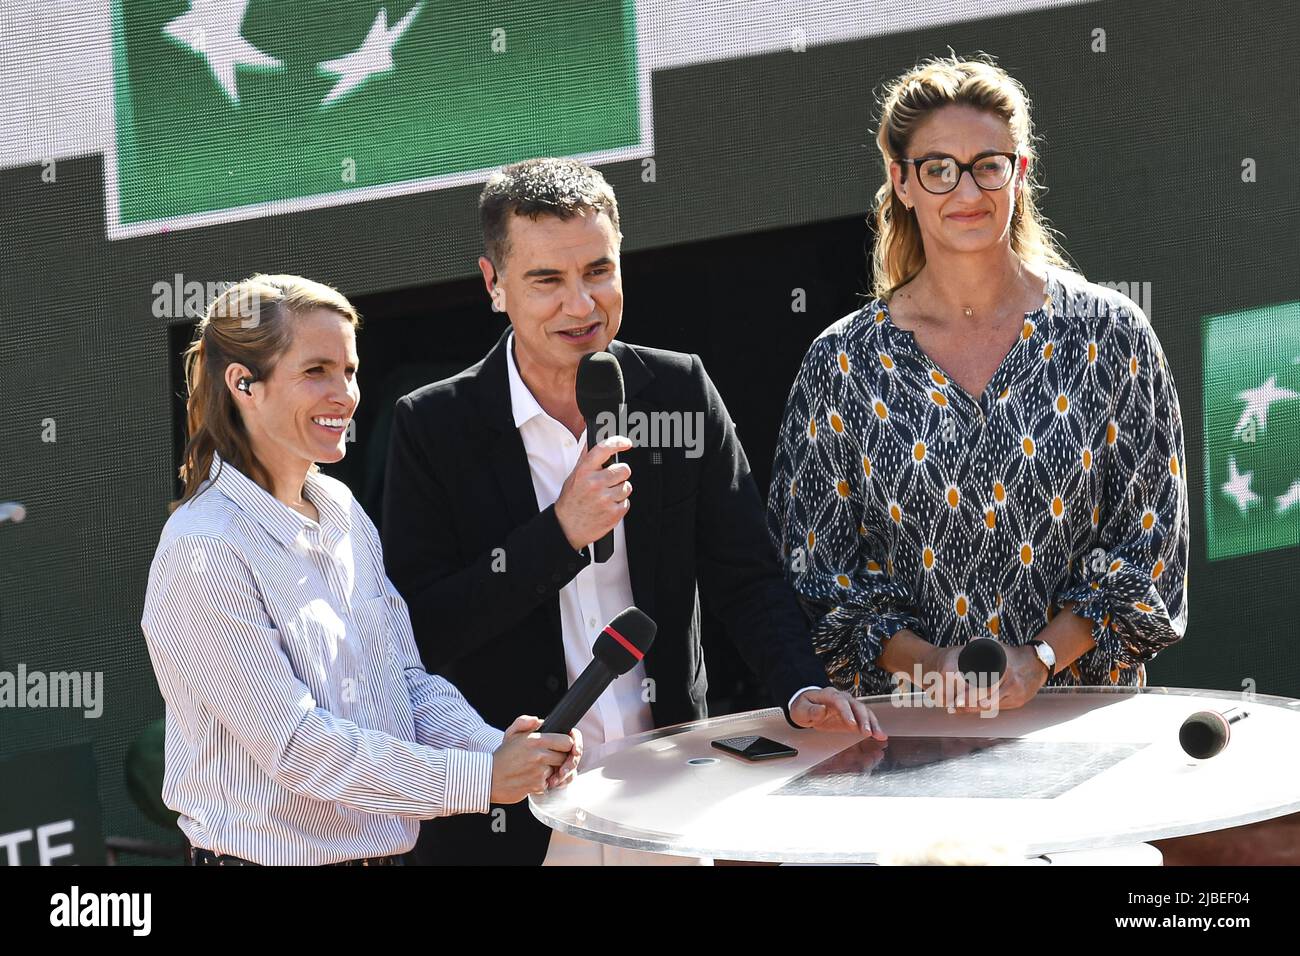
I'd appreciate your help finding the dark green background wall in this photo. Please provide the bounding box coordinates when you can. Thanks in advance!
[2,0,1297,849]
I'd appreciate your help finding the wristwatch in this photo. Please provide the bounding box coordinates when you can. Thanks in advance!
[1027,639,1055,680]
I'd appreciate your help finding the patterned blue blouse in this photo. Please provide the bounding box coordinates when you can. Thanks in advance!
[767,265,1189,696]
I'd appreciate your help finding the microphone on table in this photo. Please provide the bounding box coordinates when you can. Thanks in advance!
[575,350,625,563]
[539,607,657,735]
[957,638,1006,687]
[1179,707,1250,759]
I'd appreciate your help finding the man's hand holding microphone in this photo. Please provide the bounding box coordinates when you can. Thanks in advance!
[554,435,634,553]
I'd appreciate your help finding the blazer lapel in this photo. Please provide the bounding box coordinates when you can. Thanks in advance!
[474,327,542,529]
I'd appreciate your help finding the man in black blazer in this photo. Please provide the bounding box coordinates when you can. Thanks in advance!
[382,157,885,865]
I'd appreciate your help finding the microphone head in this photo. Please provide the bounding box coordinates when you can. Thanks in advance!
[1179,711,1230,759]
[957,638,1006,683]
[592,607,656,675]
[576,351,625,424]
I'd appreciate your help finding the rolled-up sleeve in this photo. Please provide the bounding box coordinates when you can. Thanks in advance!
[767,334,923,694]
[1057,308,1190,681]
[141,533,495,817]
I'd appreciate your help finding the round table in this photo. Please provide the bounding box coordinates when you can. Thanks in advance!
[529,687,1300,863]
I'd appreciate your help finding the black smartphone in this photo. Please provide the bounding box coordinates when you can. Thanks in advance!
[710,735,798,761]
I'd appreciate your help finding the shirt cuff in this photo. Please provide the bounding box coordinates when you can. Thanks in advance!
[787,686,823,712]
[466,724,506,754]
[440,748,495,816]
[784,685,824,727]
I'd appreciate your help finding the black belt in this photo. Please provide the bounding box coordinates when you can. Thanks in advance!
[189,846,406,866]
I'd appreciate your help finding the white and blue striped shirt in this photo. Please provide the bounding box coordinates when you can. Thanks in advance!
[140,452,504,865]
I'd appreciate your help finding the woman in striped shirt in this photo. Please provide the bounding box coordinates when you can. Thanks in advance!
[141,274,580,865]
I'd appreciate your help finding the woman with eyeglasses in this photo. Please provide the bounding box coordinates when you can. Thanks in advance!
[768,55,1189,713]
[140,275,580,865]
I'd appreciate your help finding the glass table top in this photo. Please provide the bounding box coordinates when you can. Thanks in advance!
[529,687,1300,863]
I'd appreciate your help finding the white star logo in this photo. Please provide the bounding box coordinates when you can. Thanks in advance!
[317,3,424,108]
[164,0,283,105]
[1277,479,1300,516]
[1221,457,1261,514]
[1233,374,1300,438]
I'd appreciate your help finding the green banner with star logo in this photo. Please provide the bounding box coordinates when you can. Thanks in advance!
[1203,300,1300,560]
[108,0,644,237]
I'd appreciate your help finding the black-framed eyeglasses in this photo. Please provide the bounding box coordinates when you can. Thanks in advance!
[896,151,1019,194]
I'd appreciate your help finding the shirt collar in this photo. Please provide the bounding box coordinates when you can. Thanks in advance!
[207,451,350,550]
[505,331,548,430]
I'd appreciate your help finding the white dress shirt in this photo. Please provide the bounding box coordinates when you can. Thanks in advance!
[506,335,709,866]
[140,452,505,865]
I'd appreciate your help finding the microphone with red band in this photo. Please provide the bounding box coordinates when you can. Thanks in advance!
[539,607,657,735]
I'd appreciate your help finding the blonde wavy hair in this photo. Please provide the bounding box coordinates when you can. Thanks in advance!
[871,53,1071,300]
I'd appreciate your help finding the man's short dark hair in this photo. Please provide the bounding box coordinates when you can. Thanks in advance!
[479,157,622,272]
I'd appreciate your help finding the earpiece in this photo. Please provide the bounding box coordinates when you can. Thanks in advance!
[237,377,253,394]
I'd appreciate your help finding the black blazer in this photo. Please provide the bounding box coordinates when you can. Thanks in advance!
[381,329,828,865]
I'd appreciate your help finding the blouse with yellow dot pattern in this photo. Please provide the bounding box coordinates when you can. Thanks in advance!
[767,265,1189,695]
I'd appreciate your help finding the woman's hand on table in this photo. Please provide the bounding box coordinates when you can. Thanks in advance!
[984,645,1050,712]
[928,643,1048,714]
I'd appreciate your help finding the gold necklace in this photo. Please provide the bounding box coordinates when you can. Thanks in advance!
[956,259,1026,319]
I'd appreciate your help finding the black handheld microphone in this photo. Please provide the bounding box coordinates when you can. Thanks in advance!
[539,607,657,736]
[1179,707,1250,759]
[957,638,1007,687]
[575,351,625,563]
